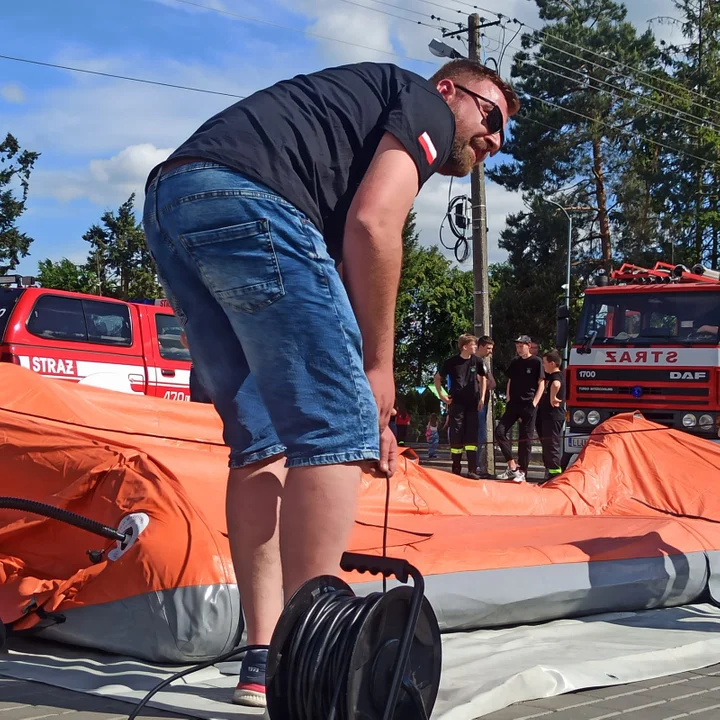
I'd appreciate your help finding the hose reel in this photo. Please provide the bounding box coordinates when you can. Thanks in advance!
[266,552,442,720]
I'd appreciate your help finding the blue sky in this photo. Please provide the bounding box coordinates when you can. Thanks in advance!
[1,0,681,277]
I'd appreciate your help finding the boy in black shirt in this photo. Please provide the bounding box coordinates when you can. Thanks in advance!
[435,333,486,478]
[495,335,545,482]
[537,349,566,479]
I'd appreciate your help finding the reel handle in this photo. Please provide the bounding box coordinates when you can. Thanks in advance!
[340,552,410,583]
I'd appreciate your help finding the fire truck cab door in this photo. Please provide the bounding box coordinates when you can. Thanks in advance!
[143,309,191,401]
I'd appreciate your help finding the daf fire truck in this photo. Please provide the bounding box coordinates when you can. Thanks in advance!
[562,261,720,465]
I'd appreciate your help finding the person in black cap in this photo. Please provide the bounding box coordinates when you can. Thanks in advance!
[495,335,545,482]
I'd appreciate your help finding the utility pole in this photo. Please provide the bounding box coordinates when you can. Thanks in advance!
[430,15,500,476]
[469,14,494,476]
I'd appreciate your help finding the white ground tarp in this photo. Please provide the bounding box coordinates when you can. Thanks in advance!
[4,603,720,719]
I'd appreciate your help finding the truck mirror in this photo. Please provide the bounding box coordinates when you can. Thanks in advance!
[556,305,569,349]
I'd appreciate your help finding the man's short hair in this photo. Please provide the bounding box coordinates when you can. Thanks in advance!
[458,333,477,350]
[544,349,562,367]
[478,335,494,346]
[430,60,520,117]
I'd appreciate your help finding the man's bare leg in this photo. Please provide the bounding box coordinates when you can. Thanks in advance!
[226,455,287,646]
[280,464,362,600]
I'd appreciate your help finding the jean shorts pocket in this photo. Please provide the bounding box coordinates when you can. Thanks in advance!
[179,219,285,313]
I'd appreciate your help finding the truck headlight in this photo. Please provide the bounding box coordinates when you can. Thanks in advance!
[572,410,586,425]
[699,414,714,430]
[587,410,601,426]
[682,413,697,428]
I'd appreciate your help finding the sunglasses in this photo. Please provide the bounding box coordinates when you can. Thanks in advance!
[454,84,505,151]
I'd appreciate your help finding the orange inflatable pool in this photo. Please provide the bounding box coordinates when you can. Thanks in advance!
[1,365,719,662]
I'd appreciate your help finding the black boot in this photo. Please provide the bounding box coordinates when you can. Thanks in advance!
[451,452,463,475]
[466,449,478,477]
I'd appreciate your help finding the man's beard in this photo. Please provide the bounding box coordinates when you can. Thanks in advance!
[438,136,481,177]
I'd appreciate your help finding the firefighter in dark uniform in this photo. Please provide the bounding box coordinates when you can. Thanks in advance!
[537,349,566,478]
[435,333,486,478]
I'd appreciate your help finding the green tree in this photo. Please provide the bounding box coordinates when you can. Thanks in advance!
[656,0,720,267]
[490,0,663,271]
[83,194,162,300]
[37,258,98,294]
[394,210,474,394]
[0,133,39,272]
[488,196,587,379]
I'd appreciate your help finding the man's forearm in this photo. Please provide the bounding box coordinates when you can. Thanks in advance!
[342,224,403,371]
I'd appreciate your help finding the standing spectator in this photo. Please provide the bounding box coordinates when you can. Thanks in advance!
[396,406,411,446]
[475,335,496,477]
[530,340,540,357]
[435,334,485,478]
[495,335,545,482]
[426,413,440,459]
[537,349,566,479]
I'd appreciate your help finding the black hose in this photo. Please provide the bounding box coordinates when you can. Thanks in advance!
[127,644,266,720]
[0,497,127,542]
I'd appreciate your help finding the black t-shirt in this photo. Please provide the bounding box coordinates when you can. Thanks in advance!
[440,354,485,404]
[477,356,492,403]
[156,63,455,262]
[540,370,565,413]
[507,355,545,405]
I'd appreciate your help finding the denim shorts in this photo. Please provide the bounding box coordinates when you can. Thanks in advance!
[143,162,380,468]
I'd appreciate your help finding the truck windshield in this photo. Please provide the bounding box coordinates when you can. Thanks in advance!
[0,288,22,341]
[576,291,720,345]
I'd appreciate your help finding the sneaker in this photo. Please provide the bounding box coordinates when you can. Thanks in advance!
[467,471,480,480]
[497,467,526,483]
[233,647,268,707]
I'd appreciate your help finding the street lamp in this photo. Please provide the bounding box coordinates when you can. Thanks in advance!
[543,199,594,365]
[428,38,464,60]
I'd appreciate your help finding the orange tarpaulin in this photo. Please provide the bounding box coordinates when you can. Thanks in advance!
[1,365,720,661]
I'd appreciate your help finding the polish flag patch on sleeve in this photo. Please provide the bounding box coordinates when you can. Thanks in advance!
[418,131,438,164]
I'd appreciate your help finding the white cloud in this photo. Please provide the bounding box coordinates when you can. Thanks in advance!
[290,0,396,64]
[1,84,26,104]
[32,144,174,206]
[0,49,294,156]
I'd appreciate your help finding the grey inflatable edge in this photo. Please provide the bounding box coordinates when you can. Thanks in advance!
[29,550,716,664]
[36,582,243,664]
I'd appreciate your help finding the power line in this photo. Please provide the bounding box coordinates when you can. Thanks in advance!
[510,52,720,138]
[426,0,720,119]
[523,89,719,167]
[447,0,720,113]
[4,12,713,168]
[476,15,720,132]
[167,0,437,64]
[531,52,720,133]
[334,0,444,28]
[0,53,246,99]
[341,0,457,26]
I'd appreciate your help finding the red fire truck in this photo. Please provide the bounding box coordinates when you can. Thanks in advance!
[0,276,192,401]
[561,261,720,465]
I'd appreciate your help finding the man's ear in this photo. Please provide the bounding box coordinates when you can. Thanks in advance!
[436,78,455,102]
